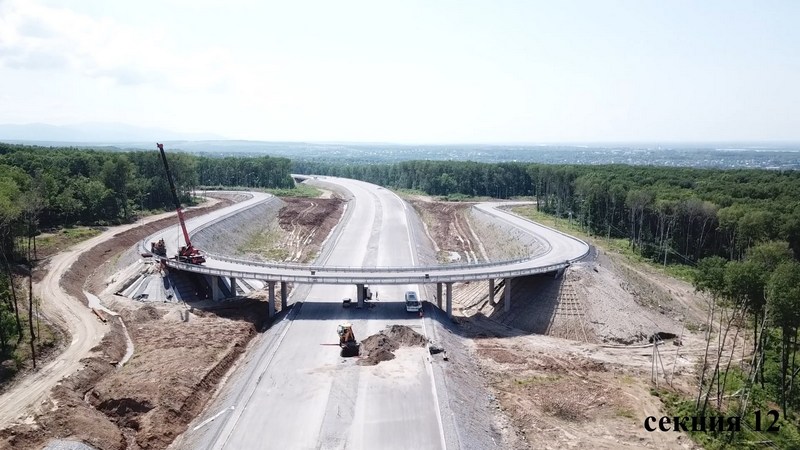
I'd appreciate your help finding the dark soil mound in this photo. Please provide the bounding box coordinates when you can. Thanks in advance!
[384,325,428,347]
[358,325,427,366]
[132,305,165,322]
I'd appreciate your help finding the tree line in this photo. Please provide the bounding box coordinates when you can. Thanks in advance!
[0,143,293,369]
[293,160,800,264]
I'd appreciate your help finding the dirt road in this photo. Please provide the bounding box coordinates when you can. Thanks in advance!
[0,202,220,427]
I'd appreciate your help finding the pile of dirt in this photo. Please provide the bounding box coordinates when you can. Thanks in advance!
[278,198,342,228]
[471,335,700,449]
[357,325,428,366]
[233,197,344,264]
[407,200,487,264]
[1,319,131,450]
[131,305,165,322]
[275,198,344,262]
[86,311,257,449]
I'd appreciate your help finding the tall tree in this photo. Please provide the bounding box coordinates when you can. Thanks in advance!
[692,256,728,412]
[767,261,800,416]
[22,190,44,368]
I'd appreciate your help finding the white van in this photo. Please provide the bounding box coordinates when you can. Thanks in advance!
[405,291,422,313]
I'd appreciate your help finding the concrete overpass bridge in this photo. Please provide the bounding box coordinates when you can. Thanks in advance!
[166,176,590,450]
[141,177,589,319]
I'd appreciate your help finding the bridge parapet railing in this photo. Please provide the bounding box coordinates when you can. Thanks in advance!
[162,258,570,284]
[201,251,537,273]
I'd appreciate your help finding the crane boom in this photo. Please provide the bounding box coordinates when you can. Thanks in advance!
[156,143,205,264]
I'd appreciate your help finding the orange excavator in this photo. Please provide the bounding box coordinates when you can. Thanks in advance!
[156,143,205,265]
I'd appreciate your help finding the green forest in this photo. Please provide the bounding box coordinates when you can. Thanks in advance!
[1,144,799,447]
[0,143,293,376]
[294,160,800,264]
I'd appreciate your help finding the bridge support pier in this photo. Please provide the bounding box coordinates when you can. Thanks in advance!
[281,282,288,310]
[446,282,453,318]
[268,281,276,318]
[230,278,238,297]
[489,278,495,305]
[436,283,442,309]
[211,276,222,301]
[356,283,365,308]
[504,278,512,313]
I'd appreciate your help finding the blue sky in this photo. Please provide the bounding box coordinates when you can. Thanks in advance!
[0,0,798,143]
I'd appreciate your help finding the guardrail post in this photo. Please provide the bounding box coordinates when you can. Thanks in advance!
[504,278,512,313]
[268,281,276,318]
[280,281,288,310]
[489,278,495,305]
[230,277,237,297]
[436,283,442,309]
[446,282,453,318]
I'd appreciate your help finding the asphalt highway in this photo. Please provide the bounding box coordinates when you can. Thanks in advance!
[180,178,445,449]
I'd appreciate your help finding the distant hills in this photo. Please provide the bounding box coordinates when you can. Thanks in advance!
[0,122,224,143]
[0,123,797,169]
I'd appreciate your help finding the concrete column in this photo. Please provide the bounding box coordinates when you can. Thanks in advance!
[356,283,365,308]
[436,283,443,309]
[489,278,495,305]
[230,278,238,297]
[446,282,453,318]
[280,281,288,310]
[268,281,276,318]
[211,276,222,301]
[504,278,512,313]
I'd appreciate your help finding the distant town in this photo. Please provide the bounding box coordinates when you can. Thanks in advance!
[5,139,800,170]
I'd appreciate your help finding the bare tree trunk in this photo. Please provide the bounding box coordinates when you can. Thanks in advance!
[663,219,673,266]
[719,308,742,409]
[754,312,759,380]
[27,234,36,368]
[696,297,716,410]
[629,207,636,250]
[703,301,734,415]
[787,328,798,415]
[1,250,23,343]
[781,329,788,416]
[696,217,711,261]
[638,209,645,252]
[760,324,767,389]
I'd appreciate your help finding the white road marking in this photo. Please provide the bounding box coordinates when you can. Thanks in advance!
[193,406,235,431]
[391,188,447,449]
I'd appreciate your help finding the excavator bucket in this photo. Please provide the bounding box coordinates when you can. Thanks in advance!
[340,341,360,357]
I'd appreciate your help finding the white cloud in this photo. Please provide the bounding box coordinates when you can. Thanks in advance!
[0,0,234,90]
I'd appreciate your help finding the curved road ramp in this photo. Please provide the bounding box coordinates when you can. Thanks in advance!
[148,176,589,450]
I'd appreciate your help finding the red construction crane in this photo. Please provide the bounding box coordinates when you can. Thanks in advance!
[156,143,205,264]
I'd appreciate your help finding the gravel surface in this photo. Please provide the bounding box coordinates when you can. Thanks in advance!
[191,196,284,256]
[469,205,545,261]
[425,305,509,449]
